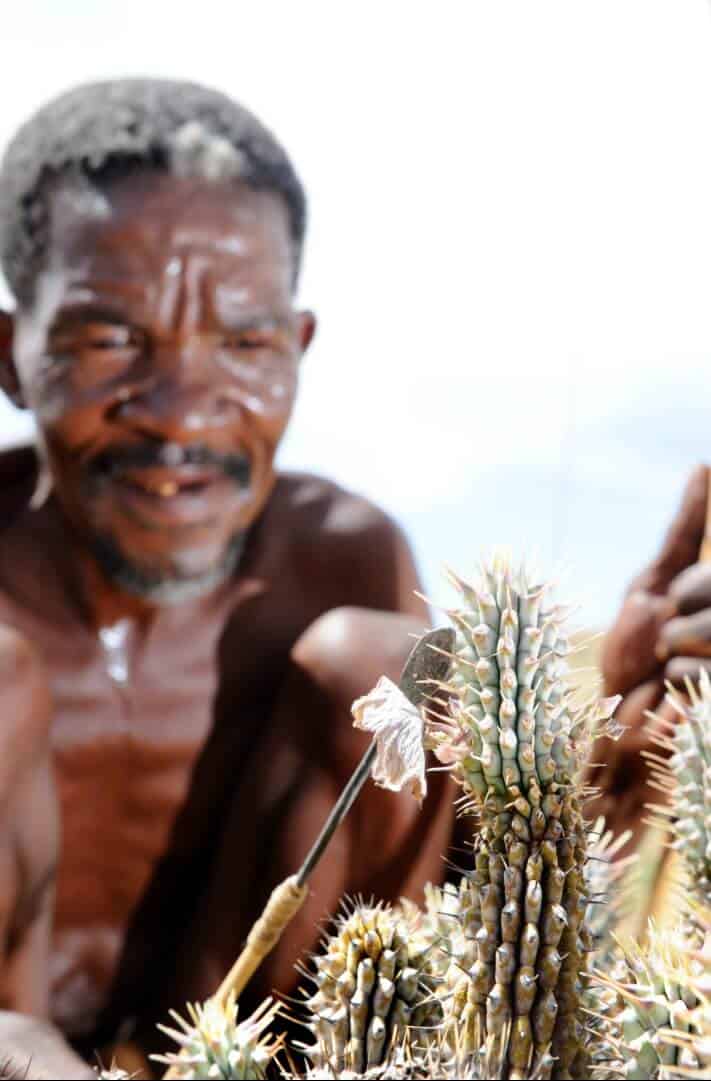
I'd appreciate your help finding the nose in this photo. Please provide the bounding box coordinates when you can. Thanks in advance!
[109,341,238,443]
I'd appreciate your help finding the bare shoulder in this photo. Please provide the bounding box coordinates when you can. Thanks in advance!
[270,606,446,886]
[294,606,429,703]
[265,472,424,615]
[272,471,406,543]
[262,474,430,758]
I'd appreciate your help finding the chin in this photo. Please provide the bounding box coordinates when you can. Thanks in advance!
[90,531,247,605]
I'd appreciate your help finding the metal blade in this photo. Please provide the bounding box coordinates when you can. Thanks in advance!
[398,626,456,707]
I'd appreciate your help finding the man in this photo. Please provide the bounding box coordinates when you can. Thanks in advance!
[0,80,457,1077]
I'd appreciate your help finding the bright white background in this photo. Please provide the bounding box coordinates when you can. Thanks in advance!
[1,0,710,626]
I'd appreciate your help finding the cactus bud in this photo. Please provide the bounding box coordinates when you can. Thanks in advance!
[150,994,282,1079]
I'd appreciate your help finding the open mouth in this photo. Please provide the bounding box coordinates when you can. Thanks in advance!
[89,444,252,525]
[113,467,222,499]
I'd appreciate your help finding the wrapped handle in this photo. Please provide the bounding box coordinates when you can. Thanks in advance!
[163,875,308,1078]
[215,874,308,1006]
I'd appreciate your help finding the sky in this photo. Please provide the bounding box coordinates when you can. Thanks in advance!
[1,0,711,626]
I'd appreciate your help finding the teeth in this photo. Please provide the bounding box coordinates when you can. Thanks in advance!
[159,443,185,467]
[158,482,178,497]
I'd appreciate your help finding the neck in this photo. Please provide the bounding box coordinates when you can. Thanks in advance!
[47,503,244,632]
[74,550,158,631]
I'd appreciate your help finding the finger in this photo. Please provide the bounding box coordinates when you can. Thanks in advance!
[640,464,709,594]
[601,589,672,696]
[664,655,711,686]
[658,611,711,661]
[668,562,711,616]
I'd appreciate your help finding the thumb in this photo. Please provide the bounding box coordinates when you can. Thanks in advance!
[638,463,709,595]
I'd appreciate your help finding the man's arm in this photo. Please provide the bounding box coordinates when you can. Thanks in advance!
[1,757,57,1018]
[0,1012,94,1079]
[0,628,92,1080]
[257,605,458,997]
[0,626,55,1017]
[180,604,457,1012]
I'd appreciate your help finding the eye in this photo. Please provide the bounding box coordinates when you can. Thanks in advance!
[220,330,271,352]
[51,322,144,353]
[82,324,144,352]
[47,322,146,388]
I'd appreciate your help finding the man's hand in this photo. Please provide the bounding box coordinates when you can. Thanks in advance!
[657,561,711,682]
[591,464,709,841]
[0,1011,94,1079]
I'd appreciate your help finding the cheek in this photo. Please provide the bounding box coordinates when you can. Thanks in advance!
[13,338,87,434]
[223,359,298,434]
[27,368,76,429]
[12,337,55,422]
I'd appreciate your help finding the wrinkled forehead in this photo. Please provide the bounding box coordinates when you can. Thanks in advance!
[42,171,294,299]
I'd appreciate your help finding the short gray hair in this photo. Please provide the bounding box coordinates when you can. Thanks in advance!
[0,78,307,304]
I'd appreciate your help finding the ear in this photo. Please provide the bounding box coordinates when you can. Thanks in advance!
[0,311,23,407]
[297,310,317,355]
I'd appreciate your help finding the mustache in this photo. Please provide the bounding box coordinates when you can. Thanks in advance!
[89,443,252,487]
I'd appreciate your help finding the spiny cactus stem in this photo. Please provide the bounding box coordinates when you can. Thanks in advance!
[297,740,377,885]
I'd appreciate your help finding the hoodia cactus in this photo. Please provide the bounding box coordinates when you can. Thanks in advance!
[300,901,438,1076]
[597,922,711,1080]
[296,1026,555,1080]
[583,818,635,967]
[646,671,711,909]
[596,672,711,1080]
[150,993,282,1079]
[427,555,620,1080]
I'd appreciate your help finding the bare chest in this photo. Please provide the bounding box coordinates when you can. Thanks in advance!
[51,640,218,911]
[28,615,222,1035]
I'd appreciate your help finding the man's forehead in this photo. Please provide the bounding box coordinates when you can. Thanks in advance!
[47,172,292,276]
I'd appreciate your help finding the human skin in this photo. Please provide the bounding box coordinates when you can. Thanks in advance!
[0,174,459,1074]
[589,463,711,843]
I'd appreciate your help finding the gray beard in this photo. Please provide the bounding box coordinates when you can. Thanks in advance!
[88,531,247,605]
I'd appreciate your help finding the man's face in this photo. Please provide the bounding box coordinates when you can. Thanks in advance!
[12,172,314,603]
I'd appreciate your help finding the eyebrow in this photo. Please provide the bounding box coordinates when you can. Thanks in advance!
[216,313,292,332]
[50,302,138,329]
[211,284,292,329]
[63,275,151,299]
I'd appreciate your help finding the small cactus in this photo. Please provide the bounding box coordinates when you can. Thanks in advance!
[646,671,711,909]
[300,901,438,1076]
[151,994,282,1079]
[597,923,711,1080]
[403,879,479,984]
[591,671,711,1080]
[584,818,635,968]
